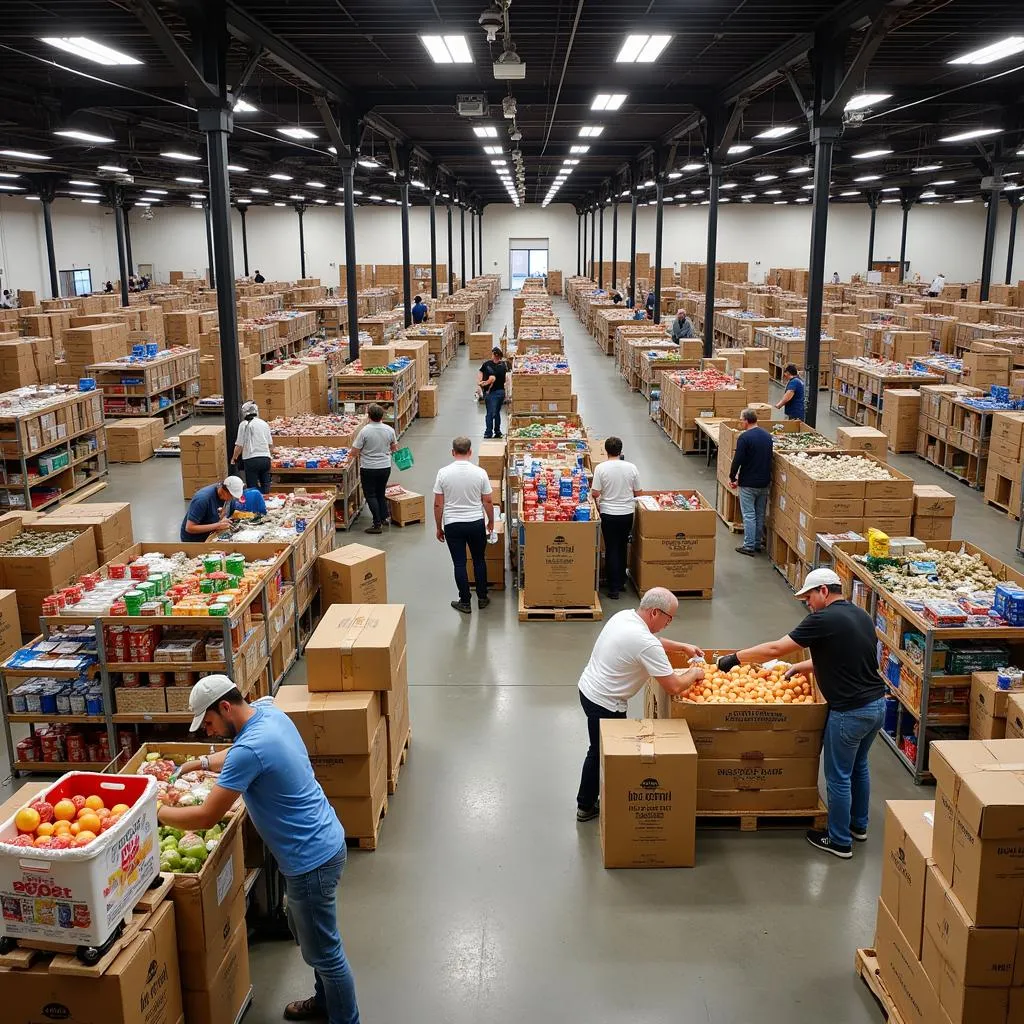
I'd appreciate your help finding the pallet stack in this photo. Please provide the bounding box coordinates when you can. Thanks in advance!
[628,490,716,598]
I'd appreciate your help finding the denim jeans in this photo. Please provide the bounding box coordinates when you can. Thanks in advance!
[444,518,488,602]
[283,845,360,1024]
[484,389,505,437]
[738,485,768,551]
[577,690,627,810]
[822,697,886,847]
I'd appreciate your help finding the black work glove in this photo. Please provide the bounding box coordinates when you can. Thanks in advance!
[717,653,741,673]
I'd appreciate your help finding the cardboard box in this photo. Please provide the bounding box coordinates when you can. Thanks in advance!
[418,384,438,417]
[41,501,133,556]
[694,756,819,790]
[630,559,715,594]
[469,331,494,360]
[0,899,183,1024]
[875,899,949,1024]
[311,716,388,797]
[0,523,98,590]
[913,515,954,542]
[477,440,506,478]
[695,786,820,812]
[913,484,956,518]
[522,519,599,608]
[634,490,716,538]
[384,648,410,782]
[181,918,251,1024]
[881,800,935,957]
[633,533,716,563]
[971,672,1011,741]
[360,344,395,368]
[319,543,387,605]
[327,736,387,837]
[599,718,698,869]
[387,490,425,525]
[305,603,407,692]
[837,425,889,458]
[1006,693,1024,740]
[0,589,20,665]
[274,685,382,754]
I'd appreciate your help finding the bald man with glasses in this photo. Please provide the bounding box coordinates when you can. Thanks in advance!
[574,587,705,822]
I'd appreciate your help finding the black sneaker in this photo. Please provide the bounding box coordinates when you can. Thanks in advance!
[483,434,493,439]
[806,829,852,859]
[735,546,756,557]
[576,805,599,822]
[607,591,620,600]
[451,600,472,614]
[493,432,503,439]
[850,826,868,842]
[365,525,382,535]
[478,596,491,609]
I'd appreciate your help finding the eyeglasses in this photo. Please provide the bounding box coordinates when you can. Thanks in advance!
[655,608,675,623]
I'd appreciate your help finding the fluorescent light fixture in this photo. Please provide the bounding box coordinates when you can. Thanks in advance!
[368,194,383,201]
[236,198,251,204]
[473,127,498,138]
[385,198,399,204]
[411,178,425,188]
[314,198,327,204]
[755,125,798,139]
[720,182,738,189]
[682,162,703,171]
[79,198,100,204]
[845,93,892,111]
[754,174,778,182]
[420,35,472,63]
[278,127,317,140]
[854,175,881,182]
[161,150,200,161]
[764,189,782,195]
[0,172,20,179]
[134,200,152,206]
[930,179,955,186]
[578,126,604,137]
[563,159,580,166]
[23,195,40,201]
[357,158,381,169]
[616,34,671,63]
[143,188,167,195]
[188,193,204,199]
[0,183,24,191]
[353,190,362,196]
[306,181,325,188]
[483,146,503,155]
[175,176,202,184]
[949,37,1024,65]
[953,198,974,204]
[788,165,812,175]
[691,189,704,196]
[250,187,269,194]
[774,200,788,205]
[668,171,681,179]
[40,37,141,65]
[491,160,507,166]
[227,164,248,172]
[882,198,900,203]
[68,179,95,186]
[727,144,751,154]
[233,100,257,113]
[881,187,900,192]
[853,149,893,159]
[795,197,810,203]
[643,179,655,187]
[939,128,1001,142]
[919,191,938,198]
[54,129,115,144]
[0,149,51,161]
[591,93,627,111]
[570,145,590,154]
[274,202,286,207]
[802,183,815,190]
[288,194,305,201]
[741,193,756,200]
[912,164,941,172]
[98,164,127,172]
[269,173,293,181]
[839,190,860,196]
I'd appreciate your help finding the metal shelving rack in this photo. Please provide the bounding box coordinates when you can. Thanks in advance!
[87,348,201,427]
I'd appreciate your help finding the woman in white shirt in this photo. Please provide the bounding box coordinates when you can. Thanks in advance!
[231,401,275,494]
[352,403,398,534]
[591,437,641,600]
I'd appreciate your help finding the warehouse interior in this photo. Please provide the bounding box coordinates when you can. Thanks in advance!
[0,3,1022,1024]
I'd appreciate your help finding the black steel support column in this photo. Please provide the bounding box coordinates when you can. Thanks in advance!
[470,210,476,280]
[598,202,605,289]
[447,201,454,295]
[38,184,59,299]
[1008,196,1021,286]
[204,203,215,289]
[582,209,588,279]
[611,198,619,292]
[341,156,360,360]
[703,165,722,357]
[804,126,839,427]
[296,204,307,279]
[460,204,466,289]
[110,186,130,308]
[980,189,1000,301]
[238,206,249,277]
[589,205,596,280]
[478,210,483,277]
[400,180,411,327]
[429,191,437,298]
[867,192,879,272]
[653,179,665,321]
[898,196,912,284]
[576,213,581,276]
[629,189,638,307]
[122,206,134,277]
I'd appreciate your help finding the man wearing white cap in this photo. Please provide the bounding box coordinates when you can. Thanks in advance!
[157,676,360,1024]
[179,476,245,543]
[712,568,885,860]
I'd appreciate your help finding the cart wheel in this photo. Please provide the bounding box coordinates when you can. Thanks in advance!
[0,936,16,954]
[77,945,102,965]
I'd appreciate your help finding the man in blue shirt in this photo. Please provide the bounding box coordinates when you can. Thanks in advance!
[411,295,428,324]
[179,476,244,542]
[776,363,806,420]
[228,486,268,518]
[159,675,360,1024]
[729,408,774,557]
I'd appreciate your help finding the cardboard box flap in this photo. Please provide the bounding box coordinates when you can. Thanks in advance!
[932,739,1024,837]
[601,718,697,758]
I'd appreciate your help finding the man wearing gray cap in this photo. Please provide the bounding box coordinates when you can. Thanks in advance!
[231,400,275,494]
[712,568,886,860]
[158,675,360,1024]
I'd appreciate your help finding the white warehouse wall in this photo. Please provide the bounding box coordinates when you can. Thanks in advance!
[2,194,1020,299]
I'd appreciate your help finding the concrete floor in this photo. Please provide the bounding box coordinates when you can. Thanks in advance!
[5,288,1022,1022]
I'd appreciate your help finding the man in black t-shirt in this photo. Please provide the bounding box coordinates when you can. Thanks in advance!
[478,346,508,439]
[713,568,885,860]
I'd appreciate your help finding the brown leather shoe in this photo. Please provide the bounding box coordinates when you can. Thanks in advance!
[284,996,327,1021]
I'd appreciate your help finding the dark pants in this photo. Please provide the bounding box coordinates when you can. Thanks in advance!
[600,511,633,595]
[444,519,488,602]
[360,467,391,527]
[577,690,626,810]
[243,456,272,494]
[484,389,504,438]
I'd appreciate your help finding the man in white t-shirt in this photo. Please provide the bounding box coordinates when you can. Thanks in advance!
[591,437,640,599]
[927,272,946,297]
[575,588,705,821]
[433,436,495,614]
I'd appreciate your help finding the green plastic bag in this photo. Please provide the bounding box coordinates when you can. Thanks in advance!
[393,446,414,470]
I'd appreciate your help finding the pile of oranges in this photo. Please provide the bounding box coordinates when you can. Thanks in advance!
[9,794,129,849]
[679,662,815,704]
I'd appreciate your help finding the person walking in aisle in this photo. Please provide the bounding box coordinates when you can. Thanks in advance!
[712,568,886,859]
[478,346,508,439]
[352,404,397,535]
[160,675,360,1024]
[645,287,656,319]
[591,437,640,600]
[669,309,696,343]
[832,271,841,285]
[231,401,275,494]
[253,269,266,284]
[729,408,773,557]
[775,364,806,420]
[433,436,494,614]
[411,295,429,324]
[575,588,706,822]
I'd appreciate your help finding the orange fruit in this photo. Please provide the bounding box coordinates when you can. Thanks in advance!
[51,819,71,835]
[33,835,54,848]
[36,822,55,837]
[110,803,130,816]
[76,812,102,835]
[72,831,96,847]
[69,821,81,836]
[53,799,76,821]
[84,795,104,812]
[14,807,40,834]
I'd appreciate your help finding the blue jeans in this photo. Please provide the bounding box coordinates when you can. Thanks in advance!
[823,698,886,848]
[738,485,768,551]
[484,389,504,437]
[284,845,360,1024]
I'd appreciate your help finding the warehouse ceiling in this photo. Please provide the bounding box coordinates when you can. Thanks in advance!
[0,0,1021,213]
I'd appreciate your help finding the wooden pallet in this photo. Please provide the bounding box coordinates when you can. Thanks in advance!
[856,948,905,1023]
[696,801,828,833]
[389,515,425,528]
[0,872,173,974]
[387,728,411,795]
[715,486,745,533]
[518,592,603,621]
[629,577,712,600]
[346,794,388,851]
[986,498,1021,520]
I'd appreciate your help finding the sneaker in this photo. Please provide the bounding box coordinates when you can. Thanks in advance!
[850,826,868,842]
[493,432,503,439]
[483,434,493,439]
[284,997,327,1022]
[478,596,491,609]
[735,546,756,557]
[806,829,853,859]
[451,600,472,614]
[576,804,599,822]
[365,525,382,535]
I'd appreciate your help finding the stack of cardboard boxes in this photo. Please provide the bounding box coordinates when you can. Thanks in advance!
[163,310,202,348]
[628,490,716,597]
[253,365,311,417]
[0,336,57,390]
[106,417,165,463]
[912,484,956,542]
[881,388,922,453]
[969,672,1012,740]
[41,500,134,565]
[179,425,228,499]
[984,410,1024,519]
[57,322,130,383]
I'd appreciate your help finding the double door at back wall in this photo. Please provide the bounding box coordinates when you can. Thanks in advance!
[509,237,548,289]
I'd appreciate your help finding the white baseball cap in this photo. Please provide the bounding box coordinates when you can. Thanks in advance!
[222,475,244,499]
[188,674,237,732]
[794,567,842,597]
